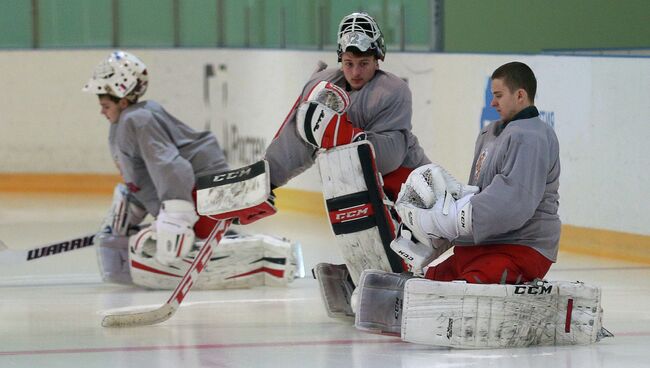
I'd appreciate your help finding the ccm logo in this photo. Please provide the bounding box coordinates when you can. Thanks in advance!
[212,167,252,182]
[514,284,553,295]
[330,204,373,223]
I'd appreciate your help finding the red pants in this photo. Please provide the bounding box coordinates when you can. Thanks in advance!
[424,244,552,284]
[382,166,414,202]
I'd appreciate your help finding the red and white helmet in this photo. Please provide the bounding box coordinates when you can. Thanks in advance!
[337,12,386,62]
[83,50,148,101]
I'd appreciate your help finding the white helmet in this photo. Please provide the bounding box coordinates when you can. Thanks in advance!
[83,50,148,101]
[337,12,386,62]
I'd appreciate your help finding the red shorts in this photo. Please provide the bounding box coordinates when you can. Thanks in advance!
[424,244,553,284]
[382,166,414,202]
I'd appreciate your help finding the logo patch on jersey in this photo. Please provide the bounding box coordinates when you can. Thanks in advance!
[473,150,487,184]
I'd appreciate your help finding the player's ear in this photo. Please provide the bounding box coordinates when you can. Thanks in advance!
[516,88,527,103]
[118,98,131,109]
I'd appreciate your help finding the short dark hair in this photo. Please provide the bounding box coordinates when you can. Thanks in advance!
[98,93,137,104]
[491,62,537,102]
[341,47,378,59]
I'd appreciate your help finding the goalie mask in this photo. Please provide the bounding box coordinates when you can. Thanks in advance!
[337,12,386,62]
[83,50,148,102]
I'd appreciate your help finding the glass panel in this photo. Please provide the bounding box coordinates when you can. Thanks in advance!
[0,1,33,48]
[223,0,246,47]
[118,0,174,47]
[404,0,430,51]
[283,0,318,49]
[38,0,112,48]
[179,0,218,47]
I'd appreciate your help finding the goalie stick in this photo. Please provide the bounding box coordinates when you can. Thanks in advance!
[0,233,96,265]
[101,219,231,327]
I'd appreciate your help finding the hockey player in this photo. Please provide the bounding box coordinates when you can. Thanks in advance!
[263,12,447,317]
[353,63,610,348]
[395,61,560,284]
[83,51,301,289]
[265,12,430,202]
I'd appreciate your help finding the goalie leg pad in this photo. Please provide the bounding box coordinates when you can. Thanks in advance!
[354,270,415,336]
[129,233,302,289]
[101,184,146,236]
[317,141,403,284]
[313,263,356,319]
[96,233,132,285]
[400,279,608,349]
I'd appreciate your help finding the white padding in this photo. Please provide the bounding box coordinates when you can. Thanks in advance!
[129,234,302,290]
[96,233,132,284]
[196,160,270,216]
[354,270,414,335]
[317,141,397,284]
[401,279,606,348]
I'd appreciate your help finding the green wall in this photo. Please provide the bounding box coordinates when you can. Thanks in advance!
[0,0,647,52]
[444,0,650,53]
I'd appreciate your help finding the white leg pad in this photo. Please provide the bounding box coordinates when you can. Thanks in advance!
[354,270,414,335]
[129,234,303,289]
[313,263,356,319]
[317,141,402,284]
[401,279,609,348]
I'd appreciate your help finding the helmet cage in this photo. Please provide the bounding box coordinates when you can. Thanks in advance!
[83,51,148,101]
[337,12,386,61]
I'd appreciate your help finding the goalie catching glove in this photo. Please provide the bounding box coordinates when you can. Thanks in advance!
[394,163,478,248]
[153,199,198,266]
[296,81,365,149]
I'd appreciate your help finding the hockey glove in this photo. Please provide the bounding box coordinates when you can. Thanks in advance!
[396,192,474,242]
[403,164,479,207]
[296,80,365,149]
[296,102,365,149]
[153,200,199,266]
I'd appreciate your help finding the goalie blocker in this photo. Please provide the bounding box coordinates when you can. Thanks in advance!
[196,160,276,224]
[354,270,613,349]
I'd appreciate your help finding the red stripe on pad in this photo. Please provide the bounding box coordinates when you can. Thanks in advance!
[226,267,284,280]
[131,260,181,278]
[565,298,574,333]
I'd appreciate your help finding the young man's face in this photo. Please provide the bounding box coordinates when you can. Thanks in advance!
[490,78,528,122]
[341,52,379,90]
[98,96,125,124]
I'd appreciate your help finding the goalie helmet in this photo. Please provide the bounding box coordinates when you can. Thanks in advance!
[83,50,148,101]
[337,12,386,62]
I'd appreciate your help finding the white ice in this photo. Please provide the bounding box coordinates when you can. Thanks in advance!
[0,192,649,368]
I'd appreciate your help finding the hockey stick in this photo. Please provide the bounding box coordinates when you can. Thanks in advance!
[101,219,231,327]
[0,233,96,265]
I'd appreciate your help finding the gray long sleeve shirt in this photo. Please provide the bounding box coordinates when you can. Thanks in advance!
[264,68,430,187]
[109,100,229,216]
[456,106,561,262]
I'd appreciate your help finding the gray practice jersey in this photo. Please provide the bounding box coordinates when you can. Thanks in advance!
[456,107,561,262]
[265,68,430,187]
[109,100,229,216]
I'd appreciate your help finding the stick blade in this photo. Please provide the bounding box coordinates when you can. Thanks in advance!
[101,304,176,328]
